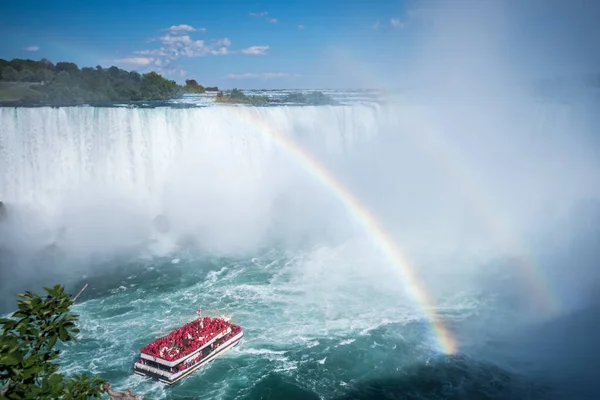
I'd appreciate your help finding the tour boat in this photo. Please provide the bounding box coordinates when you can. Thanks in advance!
[133,314,243,385]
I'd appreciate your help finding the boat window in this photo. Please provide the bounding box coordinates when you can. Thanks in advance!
[142,359,173,372]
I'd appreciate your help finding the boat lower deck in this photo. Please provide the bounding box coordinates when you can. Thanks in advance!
[134,331,243,385]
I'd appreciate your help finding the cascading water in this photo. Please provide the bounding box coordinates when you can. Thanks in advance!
[1,95,599,399]
[0,105,383,264]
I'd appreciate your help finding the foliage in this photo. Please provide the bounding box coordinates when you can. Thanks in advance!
[215,88,336,106]
[0,58,186,105]
[280,91,336,105]
[215,88,270,105]
[0,285,106,399]
[184,79,205,93]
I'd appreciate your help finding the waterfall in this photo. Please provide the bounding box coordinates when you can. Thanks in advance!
[0,105,381,256]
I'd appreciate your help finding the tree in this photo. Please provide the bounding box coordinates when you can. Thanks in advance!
[1,66,18,81]
[0,57,217,104]
[184,79,205,93]
[0,285,106,399]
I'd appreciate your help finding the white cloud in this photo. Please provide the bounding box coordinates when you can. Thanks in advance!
[134,49,168,56]
[226,72,294,79]
[390,18,405,29]
[268,18,277,24]
[152,34,209,57]
[166,24,205,33]
[249,11,268,17]
[211,38,231,47]
[211,47,229,55]
[117,27,270,76]
[159,34,200,45]
[115,57,154,65]
[153,57,174,67]
[372,20,380,30]
[24,45,40,51]
[155,67,188,78]
[241,45,270,55]
[129,32,237,67]
[297,25,305,30]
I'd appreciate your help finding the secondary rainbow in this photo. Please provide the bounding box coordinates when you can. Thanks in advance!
[328,49,560,316]
[229,106,457,355]
[400,113,560,315]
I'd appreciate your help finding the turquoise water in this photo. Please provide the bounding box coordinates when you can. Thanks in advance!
[51,245,546,400]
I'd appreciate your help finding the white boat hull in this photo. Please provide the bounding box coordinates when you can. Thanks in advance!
[134,331,243,385]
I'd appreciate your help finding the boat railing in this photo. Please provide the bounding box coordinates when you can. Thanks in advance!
[134,362,172,378]
[168,330,244,380]
[140,327,232,368]
[134,330,244,383]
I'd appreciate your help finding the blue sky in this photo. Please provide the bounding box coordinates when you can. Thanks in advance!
[0,0,420,89]
[2,0,598,89]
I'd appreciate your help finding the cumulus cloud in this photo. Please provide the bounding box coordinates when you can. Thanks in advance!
[250,11,277,23]
[115,57,154,65]
[211,47,229,55]
[114,26,269,77]
[166,24,205,33]
[212,38,232,47]
[240,45,270,55]
[159,34,202,46]
[372,17,407,30]
[226,72,295,79]
[298,24,305,30]
[390,17,405,29]
[129,35,259,64]
[24,45,40,51]
[133,49,168,56]
[154,67,187,78]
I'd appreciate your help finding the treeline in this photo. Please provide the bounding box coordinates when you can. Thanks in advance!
[216,88,269,105]
[216,88,337,105]
[0,58,216,105]
[184,79,219,93]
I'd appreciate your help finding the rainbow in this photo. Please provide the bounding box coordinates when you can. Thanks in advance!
[327,49,560,316]
[227,106,457,355]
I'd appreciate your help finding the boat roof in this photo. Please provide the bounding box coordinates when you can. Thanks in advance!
[140,316,241,364]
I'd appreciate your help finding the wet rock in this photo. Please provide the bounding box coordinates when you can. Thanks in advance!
[101,382,144,400]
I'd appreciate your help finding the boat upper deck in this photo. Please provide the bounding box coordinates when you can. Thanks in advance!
[141,317,241,364]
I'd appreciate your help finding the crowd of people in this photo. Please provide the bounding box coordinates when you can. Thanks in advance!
[141,317,237,361]
[175,323,243,372]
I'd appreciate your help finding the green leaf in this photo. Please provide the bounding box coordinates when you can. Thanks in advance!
[2,351,23,365]
[47,373,63,387]
[0,283,129,399]
[47,335,58,351]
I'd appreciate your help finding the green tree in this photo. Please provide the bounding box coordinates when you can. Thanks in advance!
[184,79,205,93]
[0,57,218,104]
[0,285,106,399]
[1,67,18,81]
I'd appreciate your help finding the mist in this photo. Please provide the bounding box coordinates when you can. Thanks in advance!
[329,1,600,396]
[335,0,600,308]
